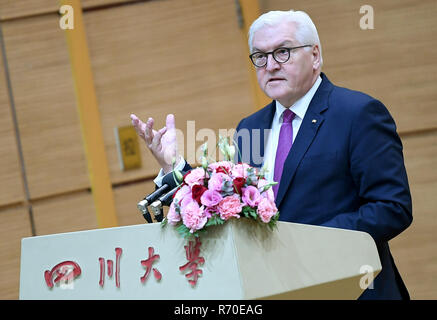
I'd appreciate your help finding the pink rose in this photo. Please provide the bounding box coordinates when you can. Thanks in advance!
[181,201,208,233]
[257,197,278,223]
[184,168,208,187]
[242,186,261,207]
[167,201,181,225]
[231,163,251,179]
[218,194,243,220]
[204,205,217,218]
[200,189,223,207]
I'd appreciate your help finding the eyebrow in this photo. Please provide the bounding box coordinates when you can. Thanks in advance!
[252,40,296,53]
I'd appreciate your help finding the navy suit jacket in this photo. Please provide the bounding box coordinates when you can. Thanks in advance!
[234,73,413,299]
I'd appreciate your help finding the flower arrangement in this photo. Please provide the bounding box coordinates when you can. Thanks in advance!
[162,136,279,238]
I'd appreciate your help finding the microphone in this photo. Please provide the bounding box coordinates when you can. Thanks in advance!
[150,185,180,222]
[137,184,169,223]
[137,170,186,223]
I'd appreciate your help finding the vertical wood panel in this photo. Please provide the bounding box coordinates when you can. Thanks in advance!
[0,206,32,299]
[389,132,437,299]
[62,0,118,228]
[84,0,254,184]
[260,0,437,133]
[0,34,25,206]
[2,14,90,199]
[32,191,98,236]
[113,180,157,227]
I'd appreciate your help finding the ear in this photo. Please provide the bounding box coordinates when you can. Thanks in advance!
[311,45,321,70]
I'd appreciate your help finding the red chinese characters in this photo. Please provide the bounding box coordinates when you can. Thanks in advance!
[140,247,162,283]
[44,242,207,291]
[179,238,204,286]
[99,247,122,288]
[44,261,81,288]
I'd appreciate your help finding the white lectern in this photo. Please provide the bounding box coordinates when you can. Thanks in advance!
[20,220,381,299]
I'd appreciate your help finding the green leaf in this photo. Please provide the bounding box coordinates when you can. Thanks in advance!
[161,217,168,228]
[242,206,257,220]
[206,215,225,227]
[249,210,258,219]
[176,224,192,238]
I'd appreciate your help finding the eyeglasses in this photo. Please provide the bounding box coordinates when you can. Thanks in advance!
[249,45,313,68]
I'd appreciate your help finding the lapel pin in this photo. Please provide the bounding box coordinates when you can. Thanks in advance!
[312,119,317,124]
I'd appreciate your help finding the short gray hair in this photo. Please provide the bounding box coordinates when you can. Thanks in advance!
[248,10,323,66]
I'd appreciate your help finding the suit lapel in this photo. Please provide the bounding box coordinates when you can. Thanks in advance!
[250,101,276,168]
[275,74,333,207]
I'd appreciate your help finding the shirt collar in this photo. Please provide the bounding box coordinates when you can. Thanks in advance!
[275,75,322,122]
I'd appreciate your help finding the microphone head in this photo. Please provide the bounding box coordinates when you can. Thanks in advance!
[150,200,162,212]
[137,199,148,211]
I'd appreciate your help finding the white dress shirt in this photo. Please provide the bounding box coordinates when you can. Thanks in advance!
[262,75,322,183]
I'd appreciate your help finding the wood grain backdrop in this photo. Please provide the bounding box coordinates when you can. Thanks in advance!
[0,0,435,299]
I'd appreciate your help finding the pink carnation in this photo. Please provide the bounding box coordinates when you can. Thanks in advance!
[218,194,243,221]
[184,168,208,187]
[181,201,208,233]
[242,186,261,207]
[231,163,251,179]
[257,197,278,223]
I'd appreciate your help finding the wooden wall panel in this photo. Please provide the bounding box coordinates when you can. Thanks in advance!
[0,0,134,21]
[260,0,437,133]
[32,191,98,236]
[0,206,32,299]
[113,179,157,226]
[0,36,25,206]
[389,132,437,299]
[84,0,254,184]
[2,14,90,199]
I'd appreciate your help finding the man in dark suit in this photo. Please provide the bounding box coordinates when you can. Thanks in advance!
[131,9,412,299]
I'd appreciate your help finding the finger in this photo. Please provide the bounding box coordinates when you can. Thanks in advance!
[130,114,140,130]
[131,116,147,140]
[130,114,138,123]
[151,126,167,151]
[144,118,155,144]
[166,114,176,130]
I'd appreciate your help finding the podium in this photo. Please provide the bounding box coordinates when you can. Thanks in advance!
[19,220,381,299]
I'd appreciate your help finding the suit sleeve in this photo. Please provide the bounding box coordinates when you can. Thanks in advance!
[320,99,413,243]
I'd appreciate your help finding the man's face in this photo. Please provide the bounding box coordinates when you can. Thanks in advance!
[251,21,320,107]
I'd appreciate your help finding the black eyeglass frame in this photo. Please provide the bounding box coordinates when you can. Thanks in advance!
[249,45,313,68]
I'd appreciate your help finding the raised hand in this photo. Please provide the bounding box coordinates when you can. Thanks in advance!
[130,113,181,174]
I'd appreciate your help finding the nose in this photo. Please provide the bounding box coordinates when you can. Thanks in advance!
[265,53,281,72]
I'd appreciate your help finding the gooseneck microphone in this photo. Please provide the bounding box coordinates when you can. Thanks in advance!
[137,170,186,223]
[137,183,170,223]
[150,186,180,222]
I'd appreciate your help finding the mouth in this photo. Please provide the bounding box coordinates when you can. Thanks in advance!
[267,77,286,83]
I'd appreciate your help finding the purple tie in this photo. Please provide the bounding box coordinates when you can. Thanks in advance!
[273,109,295,199]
